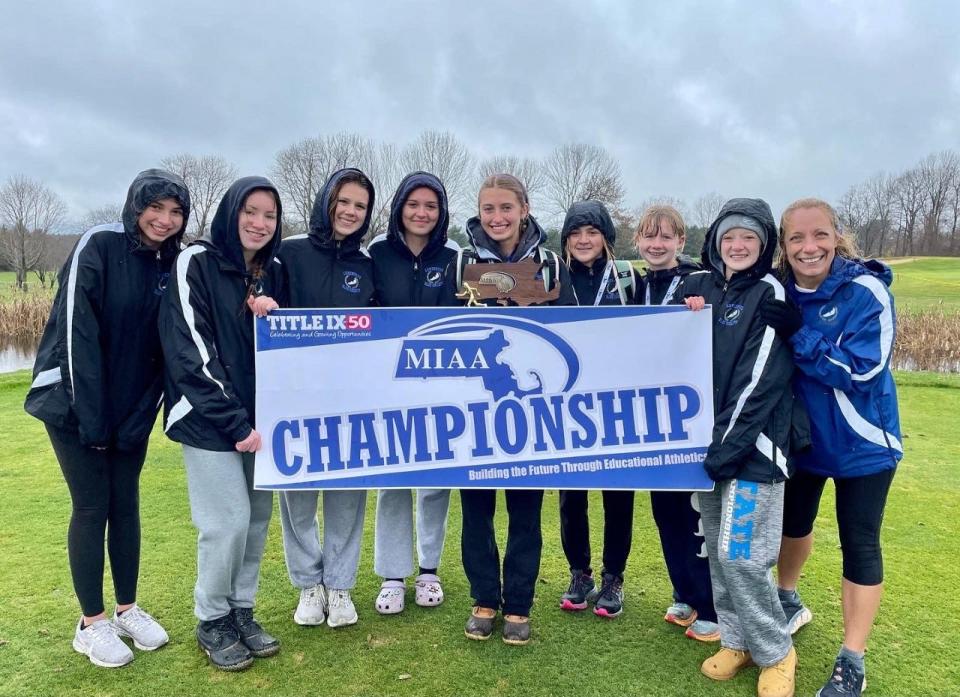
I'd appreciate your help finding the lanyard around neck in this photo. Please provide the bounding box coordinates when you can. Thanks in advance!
[645,274,681,306]
[593,260,615,306]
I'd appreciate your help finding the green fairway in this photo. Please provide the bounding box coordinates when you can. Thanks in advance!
[882,257,960,314]
[0,370,957,696]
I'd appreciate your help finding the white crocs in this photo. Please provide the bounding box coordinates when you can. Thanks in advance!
[375,580,406,615]
[414,574,444,607]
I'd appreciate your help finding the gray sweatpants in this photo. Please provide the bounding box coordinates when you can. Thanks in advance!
[182,446,273,622]
[279,489,366,590]
[374,488,451,579]
[698,479,792,667]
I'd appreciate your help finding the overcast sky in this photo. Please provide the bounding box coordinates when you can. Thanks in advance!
[1,0,958,228]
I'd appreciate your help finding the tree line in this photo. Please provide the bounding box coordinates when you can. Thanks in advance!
[3,130,958,290]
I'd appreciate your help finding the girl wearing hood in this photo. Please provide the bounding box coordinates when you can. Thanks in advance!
[25,169,189,669]
[160,176,283,671]
[634,205,719,642]
[459,173,575,646]
[555,200,638,619]
[681,199,798,697]
[767,199,901,697]
[275,168,376,630]
[367,172,459,614]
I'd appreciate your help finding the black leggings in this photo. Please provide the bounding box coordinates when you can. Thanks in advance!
[46,424,148,617]
[559,489,634,579]
[782,467,895,586]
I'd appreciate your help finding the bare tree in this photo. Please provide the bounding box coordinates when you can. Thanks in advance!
[361,142,404,238]
[543,144,624,219]
[892,167,925,256]
[918,150,959,254]
[477,155,546,196]
[690,192,726,229]
[0,176,67,289]
[79,203,123,231]
[401,131,475,218]
[271,132,379,235]
[160,154,237,240]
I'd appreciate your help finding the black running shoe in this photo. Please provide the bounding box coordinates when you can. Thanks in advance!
[197,615,253,671]
[232,608,280,658]
[593,573,623,618]
[560,569,596,611]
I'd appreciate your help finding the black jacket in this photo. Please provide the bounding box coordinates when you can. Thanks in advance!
[638,256,702,306]
[561,200,636,306]
[159,176,283,451]
[25,169,190,450]
[456,215,577,306]
[679,198,795,483]
[368,171,459,307]
[277,168,375,308]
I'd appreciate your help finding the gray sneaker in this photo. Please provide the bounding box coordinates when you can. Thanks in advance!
[294,584,327,626]
[779,589,813,635]
[326,589,358,628]
[113,604,169,651]
[73,618,134,668]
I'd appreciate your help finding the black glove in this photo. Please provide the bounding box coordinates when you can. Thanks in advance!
[760,298,803,339]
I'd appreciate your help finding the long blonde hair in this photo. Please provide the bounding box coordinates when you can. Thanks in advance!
[777,197,860,278]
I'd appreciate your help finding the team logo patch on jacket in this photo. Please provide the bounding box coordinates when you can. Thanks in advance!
[342,271,362,293]
[719,303,744,326]
[818,304,839,322]
[424,266,444,288]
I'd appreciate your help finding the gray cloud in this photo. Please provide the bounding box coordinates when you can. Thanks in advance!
[1,0,958,226]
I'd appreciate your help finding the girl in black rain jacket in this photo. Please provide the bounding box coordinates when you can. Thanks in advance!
[555,200,637,620]
[275,168,376,630]
[159,177,283,671]
[368,171,460,615]
[25,169,189,668]
[680,198,798,692]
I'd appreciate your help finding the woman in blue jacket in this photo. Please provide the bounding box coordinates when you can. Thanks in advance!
[25,169,189,668]
[765,198,902,697]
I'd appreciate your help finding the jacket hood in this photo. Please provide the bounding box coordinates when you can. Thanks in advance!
[204,176,282,272]
[122,168,191,255]
[560,200,617,248]
[387,171,449,257]
[465,214,547,262]
[702,198,777,282]
[309,168,375,254]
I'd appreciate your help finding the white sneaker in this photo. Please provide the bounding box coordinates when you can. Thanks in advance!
[112,604,169,650]
[73,618,134,668]
[414,574,444,607]
[375,580,406,615]
[326,589,358,628]
[294,584,327,626]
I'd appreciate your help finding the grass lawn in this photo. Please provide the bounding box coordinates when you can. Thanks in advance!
[882,257,960,314]
[0,370,957,696]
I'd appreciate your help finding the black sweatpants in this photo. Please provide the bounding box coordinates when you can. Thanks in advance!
[559,489,635,579]
[782,467,895,586]
[650,490,717,622]
[46,424,148,617]
[460,489,544,616]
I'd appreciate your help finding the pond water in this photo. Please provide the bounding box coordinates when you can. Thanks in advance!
[0,338,39,374]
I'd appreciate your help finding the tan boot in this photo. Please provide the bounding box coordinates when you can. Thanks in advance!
[758,645,797,697]
[701,647,755,680]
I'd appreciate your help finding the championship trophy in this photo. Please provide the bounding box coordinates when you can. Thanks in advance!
[456,257,560,307]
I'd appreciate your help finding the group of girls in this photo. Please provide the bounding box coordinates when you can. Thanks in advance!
[26,166,900,697]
